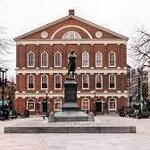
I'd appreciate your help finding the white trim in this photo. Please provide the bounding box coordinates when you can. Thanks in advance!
[27,74,35,90]
[14,15,128,41]
[51,25,92,39]
[41,51,48,67]
[108,98,117,111]
[26,98,35,111]
[82,51,89,67]
[54,74,62,89]
[109,74,116,89]
[95,51,103,67]
[41,74,48,90]
[54,98,62,111]
[95,74,103,89]
[81,98,90,110]
[16,68,127,74]
[82,74,90,89]
[27,51,35,67]
[54,51,62,67]
[15,91,128,98]
[109,51,116,67]
[16,39,127,45]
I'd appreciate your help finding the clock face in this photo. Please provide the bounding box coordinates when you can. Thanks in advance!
[95,31,103,38]
[41,31,48,38]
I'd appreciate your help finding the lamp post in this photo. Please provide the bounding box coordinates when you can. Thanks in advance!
[0,68,8,120]
[45,90,48,114]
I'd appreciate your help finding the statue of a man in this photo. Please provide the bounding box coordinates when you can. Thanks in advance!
[67,51,76,78]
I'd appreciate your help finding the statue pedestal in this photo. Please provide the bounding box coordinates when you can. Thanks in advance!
[54,78,89,122]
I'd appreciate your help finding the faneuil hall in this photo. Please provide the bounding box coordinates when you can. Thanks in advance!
[14,10,128,115]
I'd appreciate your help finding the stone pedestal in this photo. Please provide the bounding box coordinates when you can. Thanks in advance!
[54,79,89,122]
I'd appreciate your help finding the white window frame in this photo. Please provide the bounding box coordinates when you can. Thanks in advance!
[82,51,89,67]
[41,74,48,90]
[26,98,35,111]
[62,31,81,40]
[41,51,48,67]
[95,74,103,89]
[108,98,117,111]
[82,74,89,89]
[54,98,62,111]
[109,51,116,67]
[109,74,116,89]
[27,51,35,67]
[95,51,103,67]
[81,98,90,110]
[54,74,62,89]
[54,51,62,67]
[27,74,35,90]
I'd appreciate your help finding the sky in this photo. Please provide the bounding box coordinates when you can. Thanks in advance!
[0,0,150,79]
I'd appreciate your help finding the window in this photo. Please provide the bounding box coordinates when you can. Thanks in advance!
[54,74,62,89]
[95,52,103,67]
[41,75,48,89]
[54,51,62,67]
[27,51,35,67]
[54,98,62,111]
[109,98,117,111]
[81,98,90,110]
[109,74,116,89]
[95,74,103,89]
[82,51,89,67]
[27,99,35,111]
[82,74,89,89]
[62,31,81,40]
[41,51,48,67]
[109,52,116,67]
[27,75,35,89]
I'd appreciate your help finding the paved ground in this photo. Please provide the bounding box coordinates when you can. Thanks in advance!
[1,115,150,150]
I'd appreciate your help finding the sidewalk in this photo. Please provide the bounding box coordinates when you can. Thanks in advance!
[0,116,150,150]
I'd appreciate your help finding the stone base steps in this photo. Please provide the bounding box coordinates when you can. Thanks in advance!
[4,126,136,133]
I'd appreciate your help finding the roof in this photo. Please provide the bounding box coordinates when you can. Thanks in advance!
[14,13,128,41]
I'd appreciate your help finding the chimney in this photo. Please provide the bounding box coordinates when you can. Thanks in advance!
[69,10,75,16]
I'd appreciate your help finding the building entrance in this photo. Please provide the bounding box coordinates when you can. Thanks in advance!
[96,101,103,114]
[42,100,47,113]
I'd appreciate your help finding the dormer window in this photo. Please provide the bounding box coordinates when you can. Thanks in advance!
[62,31,81,40]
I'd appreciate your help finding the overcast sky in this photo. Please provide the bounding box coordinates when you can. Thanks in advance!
[0,0,150,79]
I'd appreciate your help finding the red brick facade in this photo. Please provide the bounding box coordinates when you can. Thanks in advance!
[15,10,128,115]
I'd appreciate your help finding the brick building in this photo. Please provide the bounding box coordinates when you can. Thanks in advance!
[15,10,128,115]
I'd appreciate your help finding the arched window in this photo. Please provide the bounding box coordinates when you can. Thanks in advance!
[109,52,116,67]
[54,74,62,89]
[95,74,103,89]
[27,99,35,111]
[54,98,62,111]
[41,51,48,67]
[108,98,117,111]
[81,98,90,110]
[27,51,35,67]
[54,51,62,67]
[82,74,89,89]
[82,51,89,67]
[109,74,116,89]
[41,74,48,89]
[95,52,103,67]
[27,75,35,89]
[62,31,81,40]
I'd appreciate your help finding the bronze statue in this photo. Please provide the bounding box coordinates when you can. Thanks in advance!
[67,51,76,78]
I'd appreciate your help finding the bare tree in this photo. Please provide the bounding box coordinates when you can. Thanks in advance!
[131,28,150,68]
